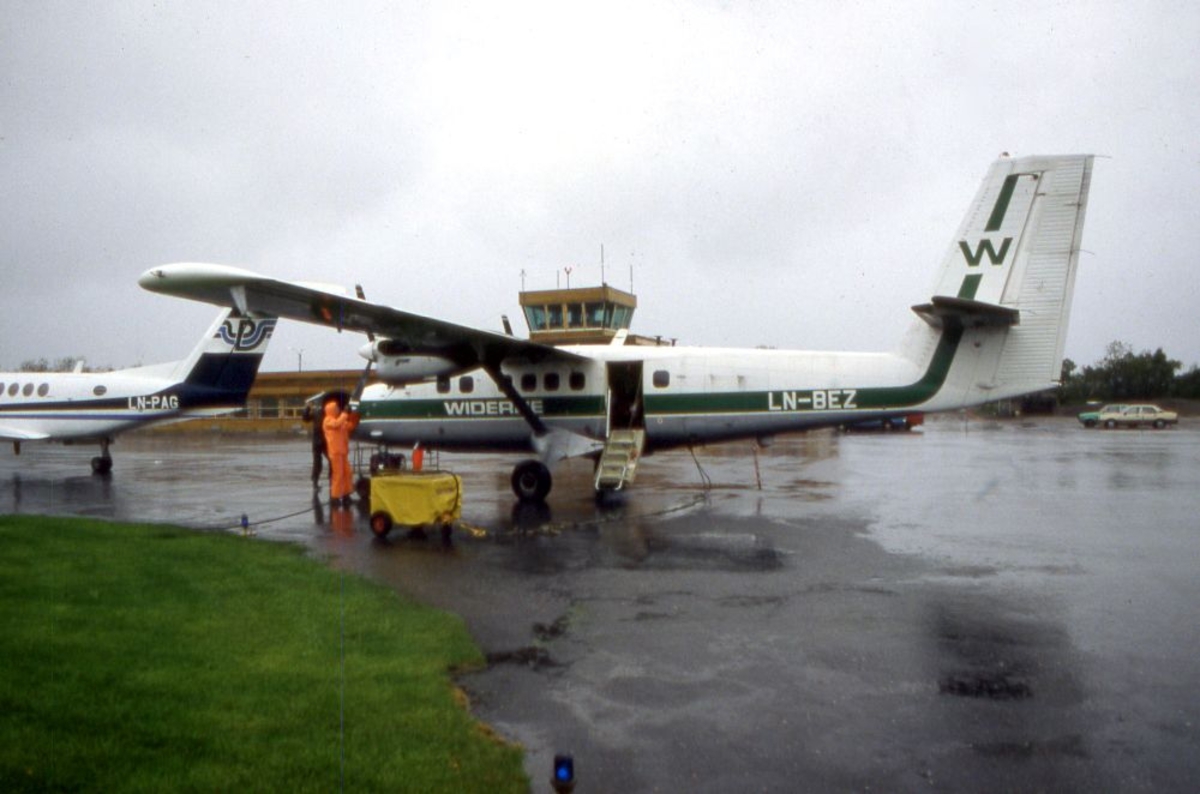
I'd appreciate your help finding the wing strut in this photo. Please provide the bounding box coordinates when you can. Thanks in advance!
[482,363,548,437]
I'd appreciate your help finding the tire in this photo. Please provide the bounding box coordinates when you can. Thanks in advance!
[1153,420,1165,429]
[369,511,393,538]
[1104,419,1117,429]
[1083,419,1096,428]
[511,460,552,502]
[91,456,112,475]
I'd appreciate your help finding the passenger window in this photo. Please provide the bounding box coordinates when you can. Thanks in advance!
[0,382,4,395]
[22,383,33,397]
[7,383,17,396]
[569,372,585,391]
[38,383,49,397]
[436,376,450,394]
[459,376,474,394]
[544,372,560,392]
[653,370,670,388]
[93,385,107,396]
[521,373,537,392]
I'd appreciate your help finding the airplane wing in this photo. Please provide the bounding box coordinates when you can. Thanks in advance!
[139,263,585,368]
[0,426,51,441]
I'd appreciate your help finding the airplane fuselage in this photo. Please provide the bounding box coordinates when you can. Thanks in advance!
[0,368,237,443]
[353,324,984,454]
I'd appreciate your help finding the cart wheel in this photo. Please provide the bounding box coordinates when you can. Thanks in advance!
[369,512,393,538]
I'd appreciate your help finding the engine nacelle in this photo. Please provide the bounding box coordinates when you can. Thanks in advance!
[360,341,464,384]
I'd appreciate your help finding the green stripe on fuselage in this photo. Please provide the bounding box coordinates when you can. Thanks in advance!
[360,326,964,423]
[641,327,963,416]
[359,393,605,420]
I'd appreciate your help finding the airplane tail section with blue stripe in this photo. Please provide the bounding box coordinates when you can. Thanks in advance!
[174,309,278,404]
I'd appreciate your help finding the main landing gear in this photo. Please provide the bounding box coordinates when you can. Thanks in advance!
[91,439,113,475]
[511,459,552,502]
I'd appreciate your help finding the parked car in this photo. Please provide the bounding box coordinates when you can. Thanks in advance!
[840,413,925,433]
[1097,404,1178,429]
[1078,404,1128,428]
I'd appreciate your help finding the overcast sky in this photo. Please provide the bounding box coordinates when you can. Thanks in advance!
[3,1,1199,374]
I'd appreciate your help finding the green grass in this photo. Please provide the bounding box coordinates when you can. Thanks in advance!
[0,516,526,792]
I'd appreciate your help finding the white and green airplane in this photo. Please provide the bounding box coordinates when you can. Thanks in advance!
[140,154,1094,502]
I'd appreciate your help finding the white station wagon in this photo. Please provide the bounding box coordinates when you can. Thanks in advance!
[1097,404,1179,429]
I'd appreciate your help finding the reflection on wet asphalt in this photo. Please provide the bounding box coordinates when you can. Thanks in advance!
[4,418,1200,792]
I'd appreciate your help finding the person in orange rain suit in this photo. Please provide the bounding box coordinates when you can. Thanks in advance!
[322,399,359,507]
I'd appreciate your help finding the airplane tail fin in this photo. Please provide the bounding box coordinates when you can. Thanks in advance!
[904,154,1094,407]
[173,309,278,403]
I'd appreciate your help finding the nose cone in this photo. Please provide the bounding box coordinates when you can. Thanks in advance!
[358,341,377,362]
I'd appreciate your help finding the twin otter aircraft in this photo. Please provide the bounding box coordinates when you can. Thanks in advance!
[141,154,1094,502]
[0,310,276,472]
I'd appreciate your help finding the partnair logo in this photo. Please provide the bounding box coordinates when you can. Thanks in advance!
[958,237,1012,267]
[444,399,543,417]
[128,394,180,412]
[217,318,277,351]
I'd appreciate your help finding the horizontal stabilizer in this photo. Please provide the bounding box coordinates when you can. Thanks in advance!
[911,296,1019,329]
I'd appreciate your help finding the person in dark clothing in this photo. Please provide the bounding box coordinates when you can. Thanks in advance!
[302,402,329,489]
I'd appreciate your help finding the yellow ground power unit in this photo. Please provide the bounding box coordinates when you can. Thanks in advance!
[368,471,463,539]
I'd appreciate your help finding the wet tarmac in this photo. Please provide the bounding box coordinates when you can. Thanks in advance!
[3,417,1199,792]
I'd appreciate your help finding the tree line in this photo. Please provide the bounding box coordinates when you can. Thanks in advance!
[17,357,110,373]
[1060,342,1200,403]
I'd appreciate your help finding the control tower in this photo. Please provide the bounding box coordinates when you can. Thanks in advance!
[519,283,666,346]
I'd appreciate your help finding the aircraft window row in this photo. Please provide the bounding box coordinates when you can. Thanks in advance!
[433,373,589,394]
[1,382,52,397]
[518,371,587,393]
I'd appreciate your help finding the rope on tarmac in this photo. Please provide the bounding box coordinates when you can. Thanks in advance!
[216,498,355,534]
[688,444,714,493]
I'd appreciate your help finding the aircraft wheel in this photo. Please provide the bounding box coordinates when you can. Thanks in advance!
[369,512,393,538]
[91,456,113,475]
[511,460,552,503]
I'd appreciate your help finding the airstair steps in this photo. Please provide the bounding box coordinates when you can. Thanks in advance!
[594,428,645,491]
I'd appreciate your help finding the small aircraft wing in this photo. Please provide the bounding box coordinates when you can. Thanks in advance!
[0,426,51,441]
[139,263,584,367]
